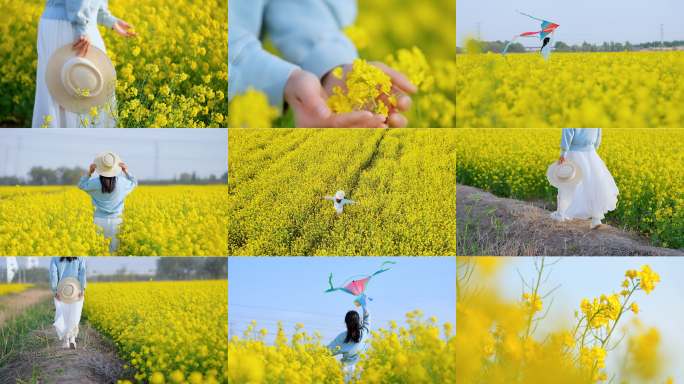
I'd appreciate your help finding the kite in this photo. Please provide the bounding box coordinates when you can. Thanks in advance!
[503,10,559,57]
[324,261,396,308]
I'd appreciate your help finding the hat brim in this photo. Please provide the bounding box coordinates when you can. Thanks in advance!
[547,158,583,189]
[46,44,117,114]
[94,151,122,177]
[56,277,82,304]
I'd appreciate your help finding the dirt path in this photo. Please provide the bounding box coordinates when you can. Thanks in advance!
[457,183,684,256]
[0,297,132,384]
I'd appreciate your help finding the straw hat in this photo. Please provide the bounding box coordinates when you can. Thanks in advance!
[547,158,583,189]
[46,44,116,113]
[56,277,82,304]
[94,151,122,177]
[335,190,345,199]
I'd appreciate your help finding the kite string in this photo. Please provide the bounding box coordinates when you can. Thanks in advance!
[516,10,544,22]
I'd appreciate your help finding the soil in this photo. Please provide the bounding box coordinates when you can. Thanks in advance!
[457,183,684,256]
[0,295,133,384]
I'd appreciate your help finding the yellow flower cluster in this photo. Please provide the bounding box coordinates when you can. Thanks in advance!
[522,292,543,315]
[455,129,684,248]
[350,311,454,384]
[117,185,228,256]
[457,257,667,384]
[229,313,452,384]
[456,52,684,127]
[83,280,227,383]
[0,0,227,127]
[228,87,279,128]
[0,185,226,256]
[626,265,661,295]
[327,59,393,117]
[0,283,34,296]
[229,320,341,383]
[228,129,456,256]
[0,187,110,256]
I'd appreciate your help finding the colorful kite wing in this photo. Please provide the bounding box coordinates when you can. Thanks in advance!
[324,261,396,308]
[503,11,559,57]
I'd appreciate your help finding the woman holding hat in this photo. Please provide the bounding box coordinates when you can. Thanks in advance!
[322,190,360,216]
[547,128,619,229]
[78,151,138,254]
[32,0,138,128]
[50,257,86,349]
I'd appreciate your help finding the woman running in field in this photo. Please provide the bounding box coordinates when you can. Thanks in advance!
[327,307,370,383]
[540,30,555,62]
[322,190,360,215]
[549,129,619,229]
[77,151,138,254]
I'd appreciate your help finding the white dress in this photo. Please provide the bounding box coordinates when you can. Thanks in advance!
[32,18,117,128]
[53,297,84,341]
[94,216,123,255]
[557,150,619,220]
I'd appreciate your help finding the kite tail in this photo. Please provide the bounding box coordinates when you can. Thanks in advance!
[381,261,396,270]
[502,36,519,57]
[516,10,544,22]
[328,273,333,289]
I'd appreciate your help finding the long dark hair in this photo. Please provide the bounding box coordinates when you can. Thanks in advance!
[101,176,116,193]
[541,37,551,50]
[60,257,75,262]
[344,311,361,343]
[336,199,342,203]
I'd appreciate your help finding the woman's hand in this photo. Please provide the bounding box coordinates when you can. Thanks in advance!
[54,294,61,301]
[558,156,566,164]
[119,162,128,174]
[112,20,138,38]
[78,292,85,300]
[356,202,361,205]
[321,62,418,128]
[88,164,97,176]
[72,34,91,58]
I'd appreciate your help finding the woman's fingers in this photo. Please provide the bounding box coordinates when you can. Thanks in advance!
[388,112,408,128]
[329,111,375,128]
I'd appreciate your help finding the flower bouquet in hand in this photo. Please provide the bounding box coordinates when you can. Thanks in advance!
[327,59,398,119]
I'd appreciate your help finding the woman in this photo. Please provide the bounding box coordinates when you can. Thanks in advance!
[50,257,86,349]
[323,190,360,216]
[32,0,138,128]
[327,307,370,383]
[550,128,619,229]
[540,30,555,62]
[78,151,138,254]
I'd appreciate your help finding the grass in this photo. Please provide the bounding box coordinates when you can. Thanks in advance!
[0,298,53,366]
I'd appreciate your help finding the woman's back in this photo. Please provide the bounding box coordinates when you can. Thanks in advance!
[78,173,138,218]
[327,307,371,364]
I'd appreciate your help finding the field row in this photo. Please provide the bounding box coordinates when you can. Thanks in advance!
[228,129,456,256]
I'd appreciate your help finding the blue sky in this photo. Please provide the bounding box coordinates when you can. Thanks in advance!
[228,257,456,348]
[457,0,684,46]
[0,129,227,181]
[473,257,684,382]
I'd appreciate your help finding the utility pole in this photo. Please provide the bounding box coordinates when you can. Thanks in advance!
[477,22,481,41]
[660,24,664,45]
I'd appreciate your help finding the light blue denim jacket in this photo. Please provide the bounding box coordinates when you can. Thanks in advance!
[324,196,357,211]
[42,0,119,36]
[326,307,370,365]
[228,0,359,109]
[561,128,602,156]
[78,173,138,218]
[541,34,555,62]
[50,257,86,294]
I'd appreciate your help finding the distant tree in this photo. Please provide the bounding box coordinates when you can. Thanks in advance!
[615,42,624,52]
[156,258,204,281]
[466,38,481,54]
[201,258,228,279]
[191,172,197,182]
[555,41,569,52]
[582,41,591,52]
[58,166,87,185]
[209,174,217,181]
[572,45,581,53]
[603,41,610,52]
[179,172,192,183]
[456,46,463,54]
[29,167,58,185]
[221,172,228,182]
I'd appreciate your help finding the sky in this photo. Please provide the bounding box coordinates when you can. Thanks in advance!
[0,129,228,181]
[474,257,684,383]
[457,0,684,46]
[228,257,456,350]
[1,257,160,274]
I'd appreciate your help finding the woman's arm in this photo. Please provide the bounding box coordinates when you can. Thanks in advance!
[50,258,58,295]
[64,0,91,36]
[560,129,574,157]
[595,129,602,151]
[119,163,138,195]
[362,306,370,330]
[96,0,119,29]
[323,196,334,200]
[78,257,87,294]
[342,199,359,205]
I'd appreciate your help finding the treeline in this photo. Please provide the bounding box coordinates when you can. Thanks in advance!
[458,39,684,54]
[0,257,228,283]
[0,166,228,186]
